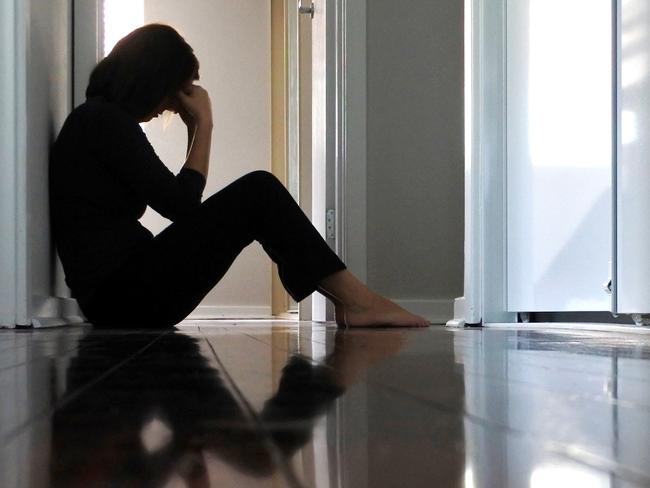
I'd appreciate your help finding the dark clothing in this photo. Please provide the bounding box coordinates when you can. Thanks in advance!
[51,99,345,328]
[51,98,206,304]
[80,171,346,328]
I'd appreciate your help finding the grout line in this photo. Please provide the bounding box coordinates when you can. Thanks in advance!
[223,326,650,421]
[0,344,81,373]
[486,322,650,335]
[193,324,650,486]
[378,381,650,487]
[236,322,649,484]
[198,326,306,488]
[2,330,171,442]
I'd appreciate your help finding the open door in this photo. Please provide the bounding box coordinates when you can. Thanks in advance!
[616,0,650,320]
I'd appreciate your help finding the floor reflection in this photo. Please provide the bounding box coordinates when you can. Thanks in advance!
[459,329,650,488]
[50,332,266,486]
[49,328,406,488]
[2,324,650,487]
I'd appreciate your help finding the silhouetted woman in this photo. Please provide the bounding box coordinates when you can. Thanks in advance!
[50,24,428,328]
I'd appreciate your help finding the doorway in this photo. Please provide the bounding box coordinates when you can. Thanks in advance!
[462,0,650,326]
[79,0,318,320]
[0,0,365,328]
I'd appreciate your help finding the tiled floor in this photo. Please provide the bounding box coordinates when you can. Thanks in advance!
[1,321,650,487]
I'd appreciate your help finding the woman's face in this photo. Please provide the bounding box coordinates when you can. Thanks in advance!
[141,76,196,122]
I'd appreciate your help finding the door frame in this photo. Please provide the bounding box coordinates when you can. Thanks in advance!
[288,0,368,322]
[310,0,367,322]
[271,0,292,316]
[336,0,367,283]
[448,0,515,327]
[73,0,102,107]
[452,0,621,327]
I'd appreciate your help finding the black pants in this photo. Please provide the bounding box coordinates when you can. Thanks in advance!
[82,171,346,328]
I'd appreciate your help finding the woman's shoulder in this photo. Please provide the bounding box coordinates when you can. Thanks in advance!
[72,97,137,127]
[56,98,141,151]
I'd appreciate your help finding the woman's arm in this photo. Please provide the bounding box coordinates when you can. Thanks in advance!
[177,85,213,180]
[92,102,205,222]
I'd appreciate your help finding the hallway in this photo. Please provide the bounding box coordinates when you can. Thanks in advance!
[1,322,648,487]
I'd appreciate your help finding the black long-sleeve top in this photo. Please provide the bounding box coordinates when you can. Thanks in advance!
[50,97,206,307]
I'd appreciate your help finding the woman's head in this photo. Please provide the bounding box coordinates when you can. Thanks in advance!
[86,24,199,121]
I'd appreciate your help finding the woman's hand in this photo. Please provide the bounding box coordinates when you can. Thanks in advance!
[177,84,213,128]
[172,99,195,130]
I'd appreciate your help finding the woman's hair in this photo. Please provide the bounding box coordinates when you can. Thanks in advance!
[86,24,199,119]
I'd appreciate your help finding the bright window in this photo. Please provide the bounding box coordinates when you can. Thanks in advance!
[103,0,144,57]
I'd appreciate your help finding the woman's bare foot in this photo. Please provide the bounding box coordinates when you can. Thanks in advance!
[318,270,430,328]
[334,294,429,328]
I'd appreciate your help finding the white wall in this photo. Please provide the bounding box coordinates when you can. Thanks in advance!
[27,0,75,325]
[366,0,464,321]
[142,0,272,317]
[0,0,20,326]
[1,0,75,327]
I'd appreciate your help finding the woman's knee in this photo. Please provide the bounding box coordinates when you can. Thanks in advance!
[231,171,286,202]
[242,170,282,189]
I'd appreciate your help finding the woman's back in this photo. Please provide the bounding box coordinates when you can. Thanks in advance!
[50,97,203,306]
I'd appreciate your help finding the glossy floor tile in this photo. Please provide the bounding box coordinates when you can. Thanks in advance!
[1,322,650,487]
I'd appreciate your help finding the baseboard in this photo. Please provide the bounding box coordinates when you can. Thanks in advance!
[187,305,274,320]
[28,298,452,325]
[446,296,467,327]
[394,299,454,325]
[485,322,650,334]
[32,296,87,328]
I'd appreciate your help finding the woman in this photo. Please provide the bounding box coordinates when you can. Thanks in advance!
[50,24,429,328]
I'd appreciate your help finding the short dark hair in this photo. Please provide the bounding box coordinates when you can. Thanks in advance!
[86,24,199,119]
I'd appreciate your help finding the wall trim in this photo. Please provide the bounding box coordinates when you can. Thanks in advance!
[31,297,86,328]
[337,0,367,283]
[395,299,454,325]
[446,296,468,327]
[187,305,274,320]
[484,322,650,335]
[459,0,516,327]
[31,301,278,327]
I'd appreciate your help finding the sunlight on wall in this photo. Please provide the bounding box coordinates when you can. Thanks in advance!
[103,0,144,57]
[621,26,646,49]
[528,0,611,168]
[530,463,609,488]
[464,467,474,488]
[622,54,649,88]
[622,110,638,145]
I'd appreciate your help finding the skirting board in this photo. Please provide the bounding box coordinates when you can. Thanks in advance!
[485,322,650,335]
[187,305,274,320]
[394,299,454,325]
[446,296,468,328]
[29,300,451,325]
[32,296,86,328]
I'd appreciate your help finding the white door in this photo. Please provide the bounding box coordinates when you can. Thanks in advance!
[616,0,650,315]
[505,0,614,312]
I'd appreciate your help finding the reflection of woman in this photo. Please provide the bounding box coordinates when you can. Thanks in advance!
[50,24,428,328]
[50,330,401,487]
